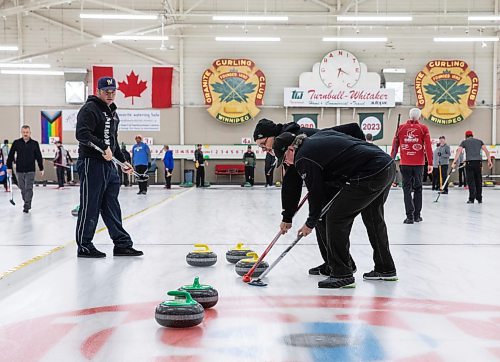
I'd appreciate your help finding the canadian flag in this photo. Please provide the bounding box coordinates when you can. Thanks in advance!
[92,65,173,108]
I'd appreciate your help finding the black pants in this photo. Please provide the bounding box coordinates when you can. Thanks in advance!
[118,167,129,186]
[432,168,440,190]
[245,166,255,185]
[76,158,132,251]
[400,165,424,220]
[423,163,430,182]
[66,165,73,182]
[465,161,482,202]
[165,169,172,188]
[459,163,467,186]
[0,178,7,191]
[196,166,205,187]
[56,166,66,187]
[265,167,274,186]
[135,164,148,192]
[324,163,396,278]
[439,165,449,192]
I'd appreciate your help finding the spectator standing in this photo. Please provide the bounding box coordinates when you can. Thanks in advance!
[457,150,467,187]
[6,125,44,213]
[264,152,276,187]
[436,136,451,194]
[132,135,151,195]
[163,145,174,189]
[391,108,433,224]
[451,130,492,203]
[194,144,206,187]
[242,145,256,186]
[53,140,73,189]
[119,143,132,187]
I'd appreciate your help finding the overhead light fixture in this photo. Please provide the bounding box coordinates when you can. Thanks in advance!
[322,37,388,42]
[0,63,51,69]
[383,68,406,74]
[433,37,499,42]
[468,15,500,21]
[0,46,19,51]
[337,16,412,22]
[64,68,88,74]
[212,15,288,21]
[1,69,64,75]
[80,13,158,20]
[215,36,280,42]
[102,35,169,41]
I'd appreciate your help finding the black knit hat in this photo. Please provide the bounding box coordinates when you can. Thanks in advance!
[253,118,280,141]
[272,132,296,167]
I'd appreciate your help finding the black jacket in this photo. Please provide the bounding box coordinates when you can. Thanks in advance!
[6,138,44,172]
[194,149,205,165]
[280,122,365,222]
[265,152,277,173]
[295,130,393,228]
[121,148,131,163]
[76,95,125,162]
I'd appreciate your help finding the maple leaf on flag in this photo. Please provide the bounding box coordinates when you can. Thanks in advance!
[118,71,148,105]
[212,77,256,103]
[424,79,469,104]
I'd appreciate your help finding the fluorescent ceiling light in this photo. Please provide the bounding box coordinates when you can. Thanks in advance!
[1,70,64,75]
[212,15,288,21]
[383,68,406,74]
[80,13,158,20]
[323,37,388,42]
[0,46,19,51]
[337,15,412,22]
[468,15,500,21]
[64,68,88,74]
[215,36,280,42]
[0,63,50,69]
[102,35,169,41]
[434,37,499,42]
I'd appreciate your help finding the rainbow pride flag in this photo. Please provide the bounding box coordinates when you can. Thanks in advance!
[41,111,62,144]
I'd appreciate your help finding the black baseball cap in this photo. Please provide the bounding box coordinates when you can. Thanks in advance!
[97,77,117,91]
[272,132,296,167]
[253,118,279,141]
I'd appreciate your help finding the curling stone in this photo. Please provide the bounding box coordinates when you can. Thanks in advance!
[155,290,204,328]
[186,244,217,267]
[275,181,281,187]
[226,243,254,264]
[178,277,218,309]
[235,252,269,278]
[71,205,79,217]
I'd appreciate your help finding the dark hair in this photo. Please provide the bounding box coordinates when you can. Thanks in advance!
[197,144,202,147]
[439,136,445,139]
[3,140,7,144]
[365,133,373,141]
[21,125,30,130]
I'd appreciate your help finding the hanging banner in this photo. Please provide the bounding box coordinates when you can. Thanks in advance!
[293,114,318,128]
[202,59,266,124]
[415,60,479,125]
[62,109,160,131]
[359,112,384,141]
[41,110,62,144]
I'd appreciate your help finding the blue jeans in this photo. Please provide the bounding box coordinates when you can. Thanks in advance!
[76,158,132,251]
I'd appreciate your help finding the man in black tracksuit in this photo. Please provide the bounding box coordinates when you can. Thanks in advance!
[6,125,44,213]
[253,119,365,276]
[194,144,206,187]
[75,77,143,258]
[273,130,397,288]
[264,152,276,187]
[242,145,256,186]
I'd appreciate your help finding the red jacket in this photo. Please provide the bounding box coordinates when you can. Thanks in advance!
[391,120,433,166]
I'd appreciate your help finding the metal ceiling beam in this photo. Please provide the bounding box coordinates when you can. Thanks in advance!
[1,11,165,64]
[0,0,72,17]
[309,0,335,12]
[82,0,146,14]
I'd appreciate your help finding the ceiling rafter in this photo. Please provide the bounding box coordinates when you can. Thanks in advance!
[1,11,165,64]
[0,0,72,17]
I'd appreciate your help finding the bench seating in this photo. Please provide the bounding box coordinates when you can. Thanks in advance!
[215,164,245,183]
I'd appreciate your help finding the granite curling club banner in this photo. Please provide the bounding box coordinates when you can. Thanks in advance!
[415,60,479,125]
[202,59,266,124]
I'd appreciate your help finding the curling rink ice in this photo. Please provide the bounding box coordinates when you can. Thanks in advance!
[1,184,500,362]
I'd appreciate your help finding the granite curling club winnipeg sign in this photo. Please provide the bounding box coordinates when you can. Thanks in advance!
[202,59,266,124]
[415,60,479,125]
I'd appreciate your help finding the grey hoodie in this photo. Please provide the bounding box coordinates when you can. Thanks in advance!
[436,144,451,165]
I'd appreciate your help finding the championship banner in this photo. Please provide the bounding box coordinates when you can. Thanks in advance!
[415,60,479,125]
[359,113,384,141]
[41,110,62,144]
[293,114,318,129]
[202,59,266,124]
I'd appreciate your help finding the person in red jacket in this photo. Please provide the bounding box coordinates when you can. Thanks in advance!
[391,108,433,224]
